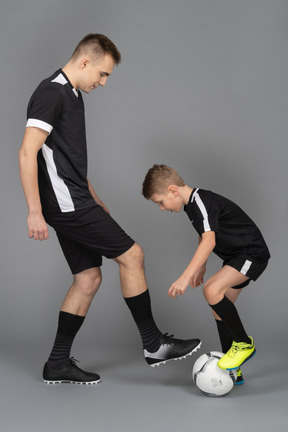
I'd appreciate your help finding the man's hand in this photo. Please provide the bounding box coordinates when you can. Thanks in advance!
[28,212,49,240]
[96,198,110,215]
[87,179,110,214]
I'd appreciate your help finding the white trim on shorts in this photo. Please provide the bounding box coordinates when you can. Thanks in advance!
[240,259,252,276]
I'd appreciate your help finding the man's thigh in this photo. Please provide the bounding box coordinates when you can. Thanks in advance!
[45,205,135,273]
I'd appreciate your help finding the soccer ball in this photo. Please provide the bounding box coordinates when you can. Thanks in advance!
[192,351,237,397]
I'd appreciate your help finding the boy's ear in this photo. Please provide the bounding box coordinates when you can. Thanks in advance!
[167,185,179,197]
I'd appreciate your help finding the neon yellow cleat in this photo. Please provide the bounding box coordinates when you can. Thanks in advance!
[218,337,256,370]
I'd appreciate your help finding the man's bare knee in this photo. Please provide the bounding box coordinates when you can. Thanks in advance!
[74,268,102,298]
[114,243,145,269]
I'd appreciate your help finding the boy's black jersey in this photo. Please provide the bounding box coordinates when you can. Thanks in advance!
[26,69,95,214]
[184,188,270,262]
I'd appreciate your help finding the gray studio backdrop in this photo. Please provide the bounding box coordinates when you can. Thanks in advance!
[0,0,287,360]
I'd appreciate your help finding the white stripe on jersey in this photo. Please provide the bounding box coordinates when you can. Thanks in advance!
[51,73,67,86]
[26,118,53,134]
[41,144,75,212]
[52,72,78,97]
[192,189,211,232]
[240,260,252,275]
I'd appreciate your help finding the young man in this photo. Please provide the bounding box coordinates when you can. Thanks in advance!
[19,35,201,385]
[142,164,270,384]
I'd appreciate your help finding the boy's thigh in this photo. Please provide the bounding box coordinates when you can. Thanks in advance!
[223,256,268,285]
[203,266,249,305]
[204,255,269,300]
[204,265,250,295]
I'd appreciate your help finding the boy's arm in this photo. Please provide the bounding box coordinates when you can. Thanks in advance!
[87,180,110,214]
[168,231,216,299]
[18,127,49,241]
[198,235,208,275]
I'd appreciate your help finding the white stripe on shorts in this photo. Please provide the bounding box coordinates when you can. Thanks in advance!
[240,260,252,275]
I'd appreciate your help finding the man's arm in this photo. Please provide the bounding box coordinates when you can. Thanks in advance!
[18,127,49,241]
[87,179,110,214]
[168,231,216,298]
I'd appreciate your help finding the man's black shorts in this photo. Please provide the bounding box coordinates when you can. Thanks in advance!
[45,205,135,274]
[223,256,269,289]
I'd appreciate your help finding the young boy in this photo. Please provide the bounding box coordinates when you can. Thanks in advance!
[142,164,270,384]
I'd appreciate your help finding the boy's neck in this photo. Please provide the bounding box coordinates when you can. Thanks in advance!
[178,185,194,206]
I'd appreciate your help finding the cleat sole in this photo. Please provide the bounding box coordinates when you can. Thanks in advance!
[149,341,202,368]
[44,379,101,385]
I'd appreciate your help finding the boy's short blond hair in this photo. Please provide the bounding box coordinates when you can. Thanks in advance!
[142,164,185,199]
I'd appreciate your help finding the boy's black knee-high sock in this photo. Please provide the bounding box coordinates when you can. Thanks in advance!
[210,296,250,344]
[47,311,85,370]
[215,319,233,353]
[124,290,162,352]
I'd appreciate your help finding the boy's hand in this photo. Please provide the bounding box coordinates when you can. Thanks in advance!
[168,231,214,299]
[190,266,206,288]
[168,266,207,299]
[168,275,190,299]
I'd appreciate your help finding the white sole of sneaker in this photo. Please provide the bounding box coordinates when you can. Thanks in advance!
[149,341,202,367]
[43,379,101,385]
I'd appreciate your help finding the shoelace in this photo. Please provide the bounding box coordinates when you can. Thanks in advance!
[227,342,249,358]
[162,333,177,345]
[228,345,241,358]
[69,357,81,368]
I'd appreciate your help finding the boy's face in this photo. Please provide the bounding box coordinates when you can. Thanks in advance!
[150,190,184,213]
[78,54,115,93]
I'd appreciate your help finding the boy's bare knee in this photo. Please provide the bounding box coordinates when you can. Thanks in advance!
[203,282,217,304]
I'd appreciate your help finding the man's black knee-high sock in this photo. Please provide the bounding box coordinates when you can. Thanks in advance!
[124,290,162,352]
[47,311,85,369]
[210,296,250,344]
[215,319,233,353]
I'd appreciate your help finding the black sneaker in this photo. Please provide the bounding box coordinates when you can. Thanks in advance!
[144,333,202,367]
[43,357,101,385]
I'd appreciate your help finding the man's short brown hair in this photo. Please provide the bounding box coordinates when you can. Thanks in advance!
[142,164,185,199]
[72,33,121,65]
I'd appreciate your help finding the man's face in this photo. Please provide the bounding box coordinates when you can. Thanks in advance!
[150,192,183,213]
[79,54,115,93]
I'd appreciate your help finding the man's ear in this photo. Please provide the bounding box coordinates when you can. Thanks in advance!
[80,58,90,70]
[167,185,179,197]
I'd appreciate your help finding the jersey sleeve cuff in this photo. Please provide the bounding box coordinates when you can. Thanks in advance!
[26,118,53,134]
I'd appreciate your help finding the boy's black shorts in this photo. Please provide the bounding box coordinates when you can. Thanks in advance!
[45,205,135,275]
[223,256,269,289]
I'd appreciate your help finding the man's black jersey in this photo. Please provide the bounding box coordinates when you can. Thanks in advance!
[184,188,270,262]
[26,69,95,214]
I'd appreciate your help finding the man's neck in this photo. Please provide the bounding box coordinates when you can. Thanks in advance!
[62,61,78,90]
